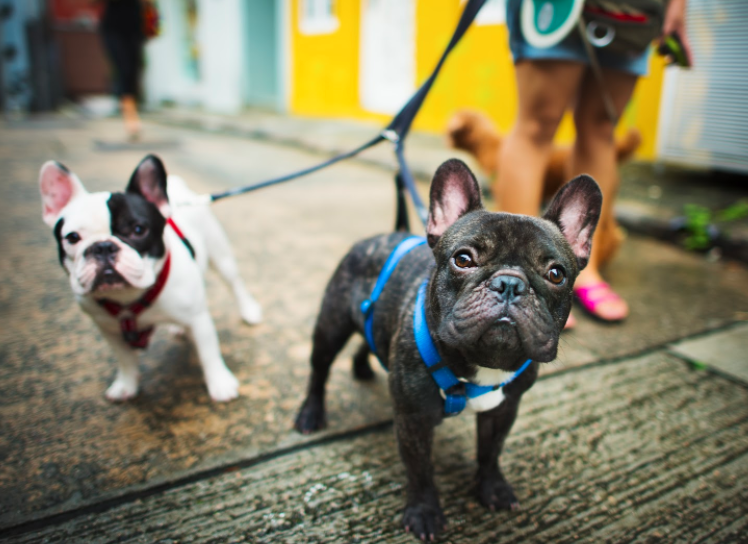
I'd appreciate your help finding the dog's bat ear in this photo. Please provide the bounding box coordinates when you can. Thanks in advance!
[39,161,87,227]
[543,175,603,270]
[127,154,171,217]
[426,158,483,247]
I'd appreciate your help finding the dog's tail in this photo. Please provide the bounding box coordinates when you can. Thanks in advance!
[445,110,501,178]
[615,127,642,164]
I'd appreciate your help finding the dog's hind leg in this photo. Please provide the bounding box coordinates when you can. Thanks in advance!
[295,292,356,434]
[201,212,262,325]
[352,341,375,381]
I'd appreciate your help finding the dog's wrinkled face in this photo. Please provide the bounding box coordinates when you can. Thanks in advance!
[426,159,602,371]
[40,156,170,297]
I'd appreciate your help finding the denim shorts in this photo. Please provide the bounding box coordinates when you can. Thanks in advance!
[505,0,650,76]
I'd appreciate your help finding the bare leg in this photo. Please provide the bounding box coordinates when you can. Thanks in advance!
[492,60,586,215]
[570,68,639,321]
[121,95,141,140]
[493,60,586,328]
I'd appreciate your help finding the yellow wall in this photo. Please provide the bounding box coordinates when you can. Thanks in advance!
[290,0,665,160]
[290,0,386,123]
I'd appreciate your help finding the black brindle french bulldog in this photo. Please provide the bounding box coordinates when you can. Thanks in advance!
[295,159,602,540]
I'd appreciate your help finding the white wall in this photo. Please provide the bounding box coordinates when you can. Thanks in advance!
[198,0,244,113]
[143,0,245,113]
[144,0,201,107]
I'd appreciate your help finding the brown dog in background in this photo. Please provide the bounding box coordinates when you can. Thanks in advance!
[446,109,641,267]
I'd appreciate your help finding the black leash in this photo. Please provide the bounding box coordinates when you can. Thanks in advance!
[210,0,489,228]
[208,134,385,201]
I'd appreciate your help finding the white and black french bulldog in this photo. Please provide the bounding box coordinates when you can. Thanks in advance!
[39,154,262,402]
[295,159,602,540]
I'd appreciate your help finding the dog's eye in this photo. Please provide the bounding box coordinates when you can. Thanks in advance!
[65,232,81,244]
[454,253,475,269]
[546,267,565,285]
[132,224,148,236]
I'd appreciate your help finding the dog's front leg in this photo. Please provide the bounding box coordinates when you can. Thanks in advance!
[396,412,446,541]
[475,399,521,511]
[99,328,140,401]
[187,311,239,402]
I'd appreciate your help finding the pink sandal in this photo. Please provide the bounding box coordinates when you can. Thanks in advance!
[574,282,627,323]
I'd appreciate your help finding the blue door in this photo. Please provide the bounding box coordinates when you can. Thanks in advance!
[243,0,280,110]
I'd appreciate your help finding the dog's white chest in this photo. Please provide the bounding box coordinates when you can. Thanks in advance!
[465,387,506,413]
[467,367,518,413]
[439,367,517,413]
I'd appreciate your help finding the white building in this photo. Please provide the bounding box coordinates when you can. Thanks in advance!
[143,0,288,114]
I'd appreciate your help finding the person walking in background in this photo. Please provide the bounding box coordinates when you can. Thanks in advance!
[494,0,692,325]
[97,0,149,140]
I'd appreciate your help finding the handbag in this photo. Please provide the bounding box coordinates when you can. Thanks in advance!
[142,1,160,40]
[582,0,668,55]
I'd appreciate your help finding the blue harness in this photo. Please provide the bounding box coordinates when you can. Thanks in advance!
[361,236,533,416]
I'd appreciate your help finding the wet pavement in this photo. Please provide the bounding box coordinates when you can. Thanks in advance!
[1,114,747,542]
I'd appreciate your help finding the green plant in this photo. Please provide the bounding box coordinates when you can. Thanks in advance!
[716,200,748,222]
[682,199,748,251]
[683,203,713,250]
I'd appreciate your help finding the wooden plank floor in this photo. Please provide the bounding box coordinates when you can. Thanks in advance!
[9,351,747,543]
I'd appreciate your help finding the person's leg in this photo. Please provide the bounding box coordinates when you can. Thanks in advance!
[121,95,141,139]
[570,68,639,321]
[119,35,143,139]
[492,60,586,215]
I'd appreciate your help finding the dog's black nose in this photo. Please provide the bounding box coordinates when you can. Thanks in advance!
[490,274,527,302]
[87,241,119,260]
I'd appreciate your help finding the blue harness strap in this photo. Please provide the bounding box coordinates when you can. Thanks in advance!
[361,236,427,360]
[360,238,533,416]
[414,279,533,416]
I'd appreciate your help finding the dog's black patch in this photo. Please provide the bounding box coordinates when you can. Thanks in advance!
[53,218,66,267]
[107,193,166,258]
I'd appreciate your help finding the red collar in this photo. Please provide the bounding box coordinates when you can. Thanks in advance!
[97,252,171,348]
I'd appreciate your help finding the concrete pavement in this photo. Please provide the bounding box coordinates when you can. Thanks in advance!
[0,114,746,542]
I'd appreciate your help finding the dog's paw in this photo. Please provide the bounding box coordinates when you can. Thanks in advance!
[477,477,520,512]
[105,378,138,402]
[294,397,326,434]
[240,299,263,326]
[402,502,446,541]
[205,369,240,402]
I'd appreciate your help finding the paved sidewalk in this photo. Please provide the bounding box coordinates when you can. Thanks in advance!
[1,115,747,542]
